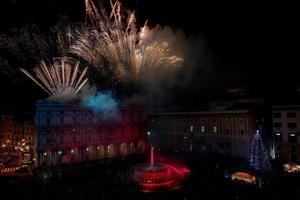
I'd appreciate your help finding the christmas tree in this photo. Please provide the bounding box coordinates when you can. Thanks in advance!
[250,130,271,171]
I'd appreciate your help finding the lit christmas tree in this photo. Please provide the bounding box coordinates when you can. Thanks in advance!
[250,130,271,171]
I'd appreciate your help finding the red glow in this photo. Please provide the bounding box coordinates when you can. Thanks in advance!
[132,147,189,192]
[150,145,154,166]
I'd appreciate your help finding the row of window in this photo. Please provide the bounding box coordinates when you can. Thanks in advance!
[274,132,298,143]
[273,122,297,129]
[188,125,245,135]
[273,112,297,118]
[276,145,297,152]
[43,115,141,125]
[0,126,34,131]
[43,110,142,115]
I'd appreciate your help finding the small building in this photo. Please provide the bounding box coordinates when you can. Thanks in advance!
[231,171,256,183]
[283,163,300,173]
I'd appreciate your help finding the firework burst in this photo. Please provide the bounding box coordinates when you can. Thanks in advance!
[70,0,183,84]
[20,58,88,99]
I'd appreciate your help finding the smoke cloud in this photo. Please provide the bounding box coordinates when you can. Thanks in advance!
[82,89,118,117]
[46,83,118,117]
[135,25,215,110]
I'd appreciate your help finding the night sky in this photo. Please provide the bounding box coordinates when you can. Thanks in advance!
[0,0,298,115]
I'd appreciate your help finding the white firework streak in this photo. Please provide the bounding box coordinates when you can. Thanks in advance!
[70,0,183,83]
[20,58,88,97]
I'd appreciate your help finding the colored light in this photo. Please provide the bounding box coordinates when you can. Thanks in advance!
[132,146,189,192]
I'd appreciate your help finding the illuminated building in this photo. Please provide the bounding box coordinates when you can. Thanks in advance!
[0,114,35,149]
[35,100,146,166]
[147,110,258,159]
[0,114,13,147]
[272,105,300,162]
[231,171,256,183]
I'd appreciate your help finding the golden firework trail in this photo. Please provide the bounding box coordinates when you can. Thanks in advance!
[20,58,88,97]
[70,0,183,83]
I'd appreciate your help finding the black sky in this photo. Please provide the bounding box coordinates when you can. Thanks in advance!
[0,0,298,114]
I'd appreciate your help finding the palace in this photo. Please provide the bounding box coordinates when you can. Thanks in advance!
[35,100,146,166]
[147,109,258,159]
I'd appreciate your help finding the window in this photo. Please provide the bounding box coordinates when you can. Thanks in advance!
[60,136,64,144]
[46,138,51,145]
[288,123,297,129]
[183,124,188,132]
[275,132,283,142]
[201,126,205,133]
[218,142,224,149]
[273,123,282,129]
[87,113,92,122]
[273,113,281,118]
[225,129,230,135]
[213,126,217,133]
[277,145,281,151]
[289,133,297,143]
[190,125,194,132]
[72,136,77,143]
[130,115,133,122]
[46,117,50,125]
[239,119,245,130]
[287,112,296,118]
[60,117,64,125]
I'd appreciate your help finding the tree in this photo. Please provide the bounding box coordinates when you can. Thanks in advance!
[250,130,271,171]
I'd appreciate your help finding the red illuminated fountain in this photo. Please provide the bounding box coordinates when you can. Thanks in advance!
[132,146,189,192]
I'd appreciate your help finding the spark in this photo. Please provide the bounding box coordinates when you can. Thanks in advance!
[69,0,183,84]
[139,20,148,41]
[20,58,88,98]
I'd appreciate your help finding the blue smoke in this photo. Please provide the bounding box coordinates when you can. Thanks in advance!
[83,90,118,115]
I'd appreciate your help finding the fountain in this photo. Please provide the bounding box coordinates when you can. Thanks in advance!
[132,146,189,192]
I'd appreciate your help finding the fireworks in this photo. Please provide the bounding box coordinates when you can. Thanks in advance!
[17,0,182,100]
[70,0,183,84]
[20,58,88,98]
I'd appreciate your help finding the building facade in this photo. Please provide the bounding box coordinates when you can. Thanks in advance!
[147,110,258,159]
[0,114,35,149]
[272,105,300,162]
[35,100,146,166]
